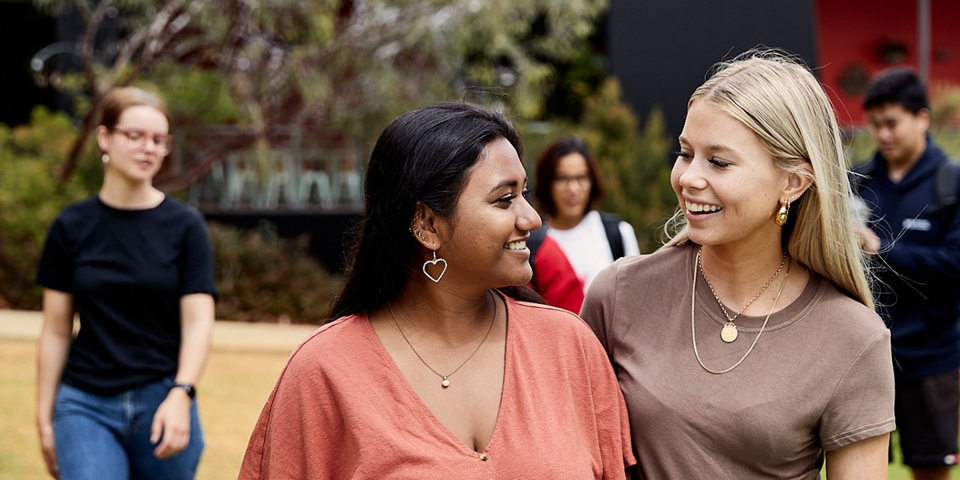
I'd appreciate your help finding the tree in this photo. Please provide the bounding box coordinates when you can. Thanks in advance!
[32,0,610,190]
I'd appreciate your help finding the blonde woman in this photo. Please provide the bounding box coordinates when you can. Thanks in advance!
[581,50,895,478]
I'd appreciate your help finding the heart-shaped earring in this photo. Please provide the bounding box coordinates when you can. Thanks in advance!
[422,243,447,283]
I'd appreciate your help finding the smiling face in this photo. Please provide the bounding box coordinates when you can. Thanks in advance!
[866,102,929,168]
[672,101,790,251]
[436,137,542,289]
[97,105,171,185]
[550,152,592,227]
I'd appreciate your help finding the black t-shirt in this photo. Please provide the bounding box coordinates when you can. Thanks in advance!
[36,196,218,395]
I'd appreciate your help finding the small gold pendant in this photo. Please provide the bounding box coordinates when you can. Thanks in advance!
[720,323,739,343]
[441,377,450,388]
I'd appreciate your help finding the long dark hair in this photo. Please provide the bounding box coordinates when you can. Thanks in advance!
[330,102,543,320]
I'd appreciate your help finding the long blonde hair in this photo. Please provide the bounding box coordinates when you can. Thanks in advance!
[663,49,874,309]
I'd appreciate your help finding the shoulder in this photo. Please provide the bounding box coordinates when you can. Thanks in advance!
[284,315,370,370]
[157,197,207,224]
[813,280,889,346]
[54,196,101,225]
[851,157,878,175]
[503,295,597,342]
[606,243,692,280]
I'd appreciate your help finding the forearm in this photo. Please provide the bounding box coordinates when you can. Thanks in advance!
[36,290,75,431]
[37,332,71,430]
[174,293,215,386]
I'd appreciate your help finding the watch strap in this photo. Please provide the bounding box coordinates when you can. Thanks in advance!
[173,383,197,399]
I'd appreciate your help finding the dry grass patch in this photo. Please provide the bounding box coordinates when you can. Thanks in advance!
[0,339,291,480]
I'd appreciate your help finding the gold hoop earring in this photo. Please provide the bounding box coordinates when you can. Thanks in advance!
[775,197,791,226]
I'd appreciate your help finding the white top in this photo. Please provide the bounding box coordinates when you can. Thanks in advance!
[547,210,641,294]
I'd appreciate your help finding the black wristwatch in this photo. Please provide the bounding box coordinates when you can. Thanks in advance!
[173,383,197,399]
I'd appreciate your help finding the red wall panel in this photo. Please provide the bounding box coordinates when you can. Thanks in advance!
[815,0,960,126]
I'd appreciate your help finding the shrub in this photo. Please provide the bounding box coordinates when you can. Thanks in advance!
[580,79,676,251]
[210,222,341,324]
[0,107,99,309]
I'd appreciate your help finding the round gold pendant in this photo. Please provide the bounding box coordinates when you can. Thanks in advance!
[441,378,450,388]
[720,323,739,343]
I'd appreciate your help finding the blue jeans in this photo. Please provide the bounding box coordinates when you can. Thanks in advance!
[53,377,204,480]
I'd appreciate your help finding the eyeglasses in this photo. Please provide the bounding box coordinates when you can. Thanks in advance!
[554,173,591,189]
[111,128,175,155]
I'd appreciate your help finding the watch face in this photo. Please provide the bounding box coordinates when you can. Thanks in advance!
[175,383,196,399]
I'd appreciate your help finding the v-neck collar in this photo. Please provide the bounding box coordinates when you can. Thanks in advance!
[360,290,511,456]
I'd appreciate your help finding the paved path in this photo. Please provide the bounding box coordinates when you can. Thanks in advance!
[0,309,318,353]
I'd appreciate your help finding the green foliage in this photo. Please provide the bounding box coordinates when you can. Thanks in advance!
[147,62,241,125]
[210,223,341,324]
[0,107,99,308]
[520,79,677,252]
[580,79,676,252]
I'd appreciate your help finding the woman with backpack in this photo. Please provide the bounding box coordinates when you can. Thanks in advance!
[530,136,640,313]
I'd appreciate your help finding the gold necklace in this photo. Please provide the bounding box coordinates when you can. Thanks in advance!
[387,292,497,389]
[692,249,791,374]
[699,248,787,343]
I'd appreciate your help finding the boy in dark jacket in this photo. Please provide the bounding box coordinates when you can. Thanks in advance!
[853,68,960,480]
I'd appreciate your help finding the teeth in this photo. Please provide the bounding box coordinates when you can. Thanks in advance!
[505,241,527,251]
[686,202,722,213]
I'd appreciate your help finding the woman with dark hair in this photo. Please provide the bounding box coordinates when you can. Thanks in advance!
[240,102,635,479]
[531,136,639,312]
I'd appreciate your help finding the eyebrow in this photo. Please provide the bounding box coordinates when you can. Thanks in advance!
[489,178,525,194]
[677,136,740,158]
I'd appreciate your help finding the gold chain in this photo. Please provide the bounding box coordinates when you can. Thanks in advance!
[699,248,786,325]
[692,249,791,374]
[387,291,497,388]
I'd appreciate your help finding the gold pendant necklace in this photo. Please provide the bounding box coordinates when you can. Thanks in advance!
[699,248,786,343]
[692,249,791,374]
[388,291,497,389]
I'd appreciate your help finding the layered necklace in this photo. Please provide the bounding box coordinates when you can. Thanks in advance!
[692,248,791,374]
[388,291,497,389]
[699,249,786,343]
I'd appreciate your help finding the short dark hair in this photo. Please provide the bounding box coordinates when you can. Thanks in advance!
[862,68,929,114]
[533,136,604,217]
[330,102,540,320]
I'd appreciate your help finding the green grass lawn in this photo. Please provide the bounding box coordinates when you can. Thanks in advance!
[1,337,958,479]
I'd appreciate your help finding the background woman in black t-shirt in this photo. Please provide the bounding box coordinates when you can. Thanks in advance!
[36,87,217,479]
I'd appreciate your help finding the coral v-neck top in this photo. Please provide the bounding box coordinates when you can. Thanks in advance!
[240,293,635,479]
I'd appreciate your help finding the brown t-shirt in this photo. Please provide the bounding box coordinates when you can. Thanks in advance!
[581,243,895,479]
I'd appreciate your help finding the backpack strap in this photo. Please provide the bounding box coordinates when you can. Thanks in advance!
[600,213,626,260]
[932,158,960,222]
